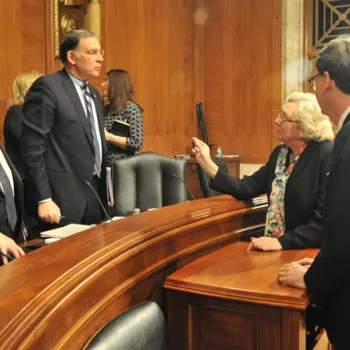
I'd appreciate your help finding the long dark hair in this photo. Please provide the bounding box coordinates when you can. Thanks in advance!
[105,69,143,115]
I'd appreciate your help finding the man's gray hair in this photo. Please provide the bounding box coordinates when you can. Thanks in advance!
[59,29,96,64]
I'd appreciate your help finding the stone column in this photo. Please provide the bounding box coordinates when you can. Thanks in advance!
[86,0,102,43]
[282,0,305,99]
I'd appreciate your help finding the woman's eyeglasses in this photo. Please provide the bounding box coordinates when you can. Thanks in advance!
[278,112,299,123]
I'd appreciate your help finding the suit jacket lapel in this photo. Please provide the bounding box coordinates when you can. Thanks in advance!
[89,86,107,157]
[342,112,350,127]
[286,141,317,187]
[0,142,24,241]
[59,69,94,152]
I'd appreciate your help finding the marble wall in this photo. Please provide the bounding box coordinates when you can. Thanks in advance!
[282,0,307,100]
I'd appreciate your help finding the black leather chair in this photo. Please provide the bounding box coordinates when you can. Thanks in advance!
[112,152,187,216]
[196,156,229,197]
[84,301,168,350]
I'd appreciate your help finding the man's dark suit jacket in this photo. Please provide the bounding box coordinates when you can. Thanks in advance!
[211,140,333,249]
[22,69,107,230]
[0,142,24,244]
[4,105,24,179]
[304,114,350,346]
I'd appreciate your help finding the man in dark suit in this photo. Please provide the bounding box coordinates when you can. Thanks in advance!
[278,35,350,348]
[22,30,107,237]
[0,142,25,265]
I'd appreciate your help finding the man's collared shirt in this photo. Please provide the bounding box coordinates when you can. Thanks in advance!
[67,70,103,171]
[337,106,350,132]
[0,150,14,195]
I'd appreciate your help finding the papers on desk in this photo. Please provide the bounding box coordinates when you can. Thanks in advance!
[44,237,61,244]
[111,216,124,220]
[40,224,91,238]
[41,218,125,242]
[252,195,268,206]
[101,216,125,224]
[221,155,239,158]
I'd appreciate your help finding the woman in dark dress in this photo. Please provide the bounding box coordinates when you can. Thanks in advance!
[101,69,144,167]
[192,92,334,252]
[4,71,42,178]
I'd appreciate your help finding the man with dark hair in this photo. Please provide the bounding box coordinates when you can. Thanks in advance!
[22,29,107,236]
[278,35,350,349]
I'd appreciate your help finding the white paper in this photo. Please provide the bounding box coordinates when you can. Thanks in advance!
[40,224,91,238]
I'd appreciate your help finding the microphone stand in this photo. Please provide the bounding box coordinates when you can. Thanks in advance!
[169,173,196,200]
[83,180,113,222]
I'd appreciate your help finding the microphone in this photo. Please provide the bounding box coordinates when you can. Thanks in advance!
[83,180,112,221]
[1,251,14,263]
[168,173,196,200]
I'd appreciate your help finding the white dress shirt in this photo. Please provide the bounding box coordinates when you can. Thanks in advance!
[67,70,103,168]
[0,149,14,195]
[337,106,350,132]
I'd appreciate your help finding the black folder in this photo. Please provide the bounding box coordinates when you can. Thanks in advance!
[111,119,130,137]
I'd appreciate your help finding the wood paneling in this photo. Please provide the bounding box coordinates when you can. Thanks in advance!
[165,243,320,350]
[0,0,46,140]
[168,292,283,350]
[0,0,282,164]
[102,0,282,162]
[202,0,282,163]
[186,156,240,199]
[103,0,199,157]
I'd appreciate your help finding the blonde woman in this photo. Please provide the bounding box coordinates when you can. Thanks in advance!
[4,71,42,177]
[192,92,334,251]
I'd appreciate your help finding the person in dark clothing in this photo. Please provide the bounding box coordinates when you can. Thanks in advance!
[278,35,350,349]
[4,71,42,178]
[193,92,333,252]
[101,69,144,167]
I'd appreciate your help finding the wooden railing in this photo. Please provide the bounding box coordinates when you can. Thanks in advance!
[0,195,266,349]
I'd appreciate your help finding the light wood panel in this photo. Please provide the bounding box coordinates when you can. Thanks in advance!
[0,0,46,141]
[165,243,320,350]
[103,0,199,157]
[202,0,282,163]
[0,0,282,164]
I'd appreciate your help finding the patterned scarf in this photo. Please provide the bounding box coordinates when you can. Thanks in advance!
[264,145,303,237]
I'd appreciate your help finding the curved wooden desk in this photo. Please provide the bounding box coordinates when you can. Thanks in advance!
[0,196,266,350]
[165,242,321,350]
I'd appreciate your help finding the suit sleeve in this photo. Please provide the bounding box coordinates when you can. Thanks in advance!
[210,147,280,200]
[278,142,333,249]
[305,130,350,305]
[21,78,56,202]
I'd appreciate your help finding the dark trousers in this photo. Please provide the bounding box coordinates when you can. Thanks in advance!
[321,286,350,349]
[26,176,103,239]
[81,175,103,225]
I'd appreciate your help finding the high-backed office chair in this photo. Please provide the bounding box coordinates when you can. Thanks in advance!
[196,156,229,197]
[84,301,168,350]
[112,152,187,216]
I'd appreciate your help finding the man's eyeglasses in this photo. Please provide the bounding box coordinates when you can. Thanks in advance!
[278,112,299,123]
[74,49,105,57]
[308,72,320,91]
